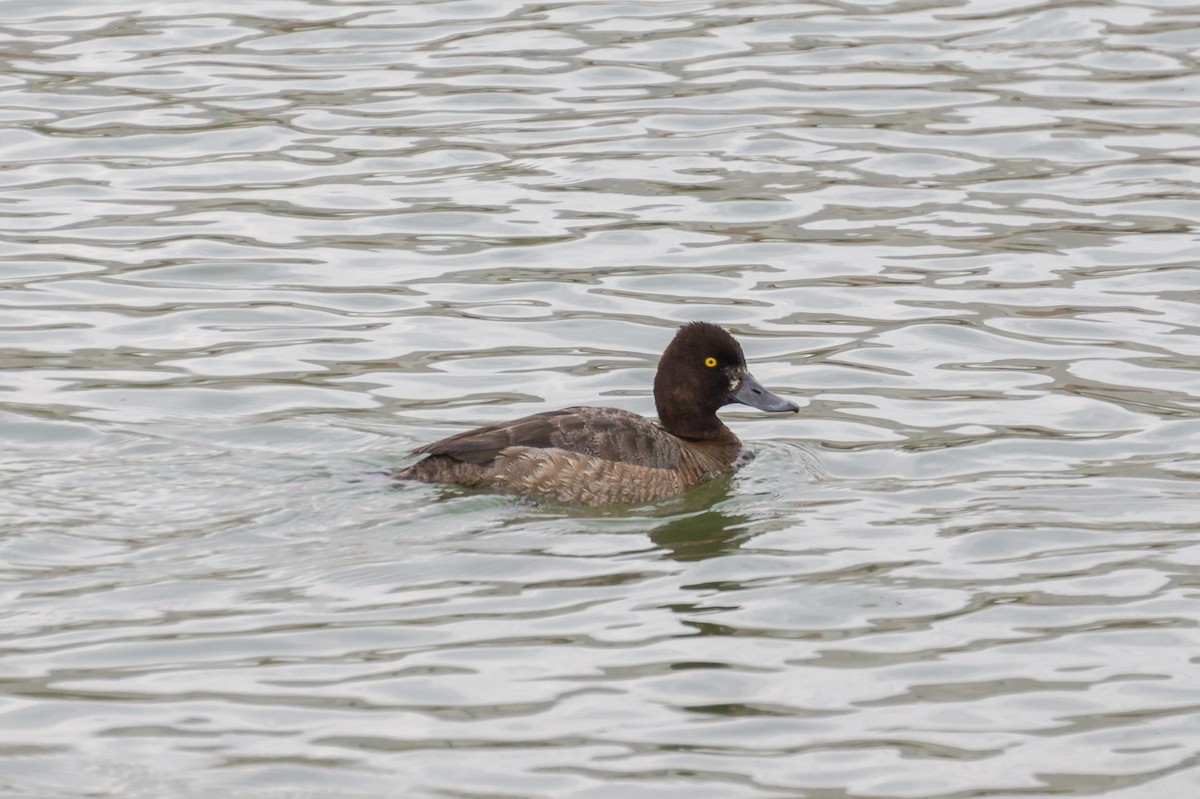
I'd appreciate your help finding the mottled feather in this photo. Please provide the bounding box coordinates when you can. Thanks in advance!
[411,407,681,469]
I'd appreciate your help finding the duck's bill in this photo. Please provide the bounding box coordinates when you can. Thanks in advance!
[733,373,799,413]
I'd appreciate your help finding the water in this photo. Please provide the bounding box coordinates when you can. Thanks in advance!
[2,0,1200,796]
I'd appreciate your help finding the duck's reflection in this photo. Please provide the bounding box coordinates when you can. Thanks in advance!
[648,481,751,561]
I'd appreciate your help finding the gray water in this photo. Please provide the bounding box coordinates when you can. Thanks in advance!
[3,1,1200,797]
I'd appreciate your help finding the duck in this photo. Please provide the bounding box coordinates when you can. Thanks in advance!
[392,321,798,505]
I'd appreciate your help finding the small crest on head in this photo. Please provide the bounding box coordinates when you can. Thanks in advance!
[667,321,744,369]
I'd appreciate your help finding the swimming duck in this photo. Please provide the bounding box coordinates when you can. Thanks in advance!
[393,322,798,505]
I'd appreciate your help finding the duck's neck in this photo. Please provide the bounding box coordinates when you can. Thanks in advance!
[658,407,736,443]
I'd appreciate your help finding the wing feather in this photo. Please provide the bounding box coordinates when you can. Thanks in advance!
[412,407,680,469]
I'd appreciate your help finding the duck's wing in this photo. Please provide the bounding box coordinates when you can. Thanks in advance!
[411,409,574,465]
[412,406,681,469]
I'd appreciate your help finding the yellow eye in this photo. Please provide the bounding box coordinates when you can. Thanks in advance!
[704,357,717,368]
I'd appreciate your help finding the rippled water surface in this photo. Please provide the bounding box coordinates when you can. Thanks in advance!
[3,1,1200,796]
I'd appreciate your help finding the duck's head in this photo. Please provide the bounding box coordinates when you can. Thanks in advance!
[653,321,798,440]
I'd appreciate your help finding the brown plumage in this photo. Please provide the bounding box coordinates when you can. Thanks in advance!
[393,322,798,505]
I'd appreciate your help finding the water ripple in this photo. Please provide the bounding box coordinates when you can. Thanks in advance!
[2,0,1199,797]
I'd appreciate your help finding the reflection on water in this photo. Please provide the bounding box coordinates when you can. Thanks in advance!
[2,0,1200,796]
[651,504,749,562]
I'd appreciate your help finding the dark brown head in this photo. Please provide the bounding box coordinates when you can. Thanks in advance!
[653,322,798,440]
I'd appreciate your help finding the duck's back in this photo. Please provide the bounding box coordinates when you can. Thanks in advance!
[394,406,735,504]
[412,406,682,466]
